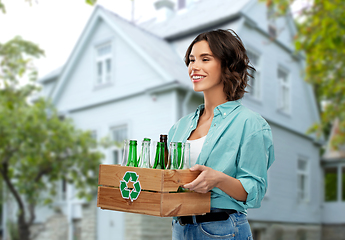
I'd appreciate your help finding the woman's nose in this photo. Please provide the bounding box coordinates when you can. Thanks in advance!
[191,63,200,71]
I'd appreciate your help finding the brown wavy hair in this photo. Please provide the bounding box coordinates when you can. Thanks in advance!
[184,29,255,101]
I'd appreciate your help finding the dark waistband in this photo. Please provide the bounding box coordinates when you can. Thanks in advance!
[177,209,237,226]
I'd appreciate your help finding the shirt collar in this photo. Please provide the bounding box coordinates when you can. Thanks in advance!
[193,100,242,119]
[216,100,242,118]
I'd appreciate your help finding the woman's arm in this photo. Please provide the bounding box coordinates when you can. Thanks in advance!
[183,164,248,202]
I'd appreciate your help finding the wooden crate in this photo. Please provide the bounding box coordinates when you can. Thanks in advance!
[97,164,211,217]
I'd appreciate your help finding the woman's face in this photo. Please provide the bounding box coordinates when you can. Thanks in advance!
[188,40,222,93]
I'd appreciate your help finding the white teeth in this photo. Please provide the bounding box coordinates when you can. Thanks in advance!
[192,76,205,79]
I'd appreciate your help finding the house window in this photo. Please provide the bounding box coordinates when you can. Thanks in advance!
[324,167,337,201]
[96,43,112,85]
[111,125,127,165]
[247,51,261,100]
[324,166,345,202]
[277,68,290,113]
[297,158,309,201]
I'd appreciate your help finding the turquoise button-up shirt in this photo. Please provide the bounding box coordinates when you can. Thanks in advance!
[168,100,275,214]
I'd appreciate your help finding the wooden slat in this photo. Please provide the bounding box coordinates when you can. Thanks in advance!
[98,165,201,192]
[162,169,201,192]
[97,186,211,217]
[97,186,162,217]
[161,192,211,217]
[98,165,163,192]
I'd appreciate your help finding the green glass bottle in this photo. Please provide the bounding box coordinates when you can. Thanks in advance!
[153,142,165,169]
[126,140,138,167]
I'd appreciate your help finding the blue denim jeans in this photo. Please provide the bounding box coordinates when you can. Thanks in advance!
[172,212,253,240]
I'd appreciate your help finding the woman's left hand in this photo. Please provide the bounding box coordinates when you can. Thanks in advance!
[183,164,221,193]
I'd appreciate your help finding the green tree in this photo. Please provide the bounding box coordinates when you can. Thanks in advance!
[0,37,103,240]
[262,0,345,147]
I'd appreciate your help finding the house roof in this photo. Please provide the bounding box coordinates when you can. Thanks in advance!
[140,0,251,39]
[39,65,63,83]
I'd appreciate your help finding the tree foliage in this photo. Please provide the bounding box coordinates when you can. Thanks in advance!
[262,0,345,147]
[0,37,103,240]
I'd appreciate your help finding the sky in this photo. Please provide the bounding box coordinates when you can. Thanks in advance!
[0,0,307,80]
[0,0,156,79]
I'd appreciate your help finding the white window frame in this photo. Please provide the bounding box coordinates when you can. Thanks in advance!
[95,42,112,86]
[110,125,128,165]
[297,158,309,202]
[247,50,261,100]
[277,67,290,114]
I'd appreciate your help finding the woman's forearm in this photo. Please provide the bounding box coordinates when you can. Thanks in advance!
[183,165,248,202]
[216,171,248,202]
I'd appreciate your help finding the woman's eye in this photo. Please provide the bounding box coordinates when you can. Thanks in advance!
[203,58,209,61]
[189,59,195,62]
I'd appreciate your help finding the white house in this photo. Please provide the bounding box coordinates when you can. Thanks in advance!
[5,0,340,239]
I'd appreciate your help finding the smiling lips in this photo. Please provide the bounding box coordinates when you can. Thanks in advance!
[191,75,206,82]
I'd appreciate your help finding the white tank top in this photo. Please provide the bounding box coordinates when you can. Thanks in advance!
[186,135,207,167]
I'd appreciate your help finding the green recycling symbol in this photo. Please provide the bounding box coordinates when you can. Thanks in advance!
[120,171,141,202]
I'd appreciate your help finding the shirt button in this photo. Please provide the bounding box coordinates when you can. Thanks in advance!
[214,124,216,127]
[224,113,226,115]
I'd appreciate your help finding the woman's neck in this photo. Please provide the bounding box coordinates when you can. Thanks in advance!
[201,91,228,119]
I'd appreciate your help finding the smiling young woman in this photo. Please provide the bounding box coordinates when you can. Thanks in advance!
[168,29,275,240]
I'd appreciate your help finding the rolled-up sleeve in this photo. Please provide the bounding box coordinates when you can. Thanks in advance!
[237,129,275,208]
